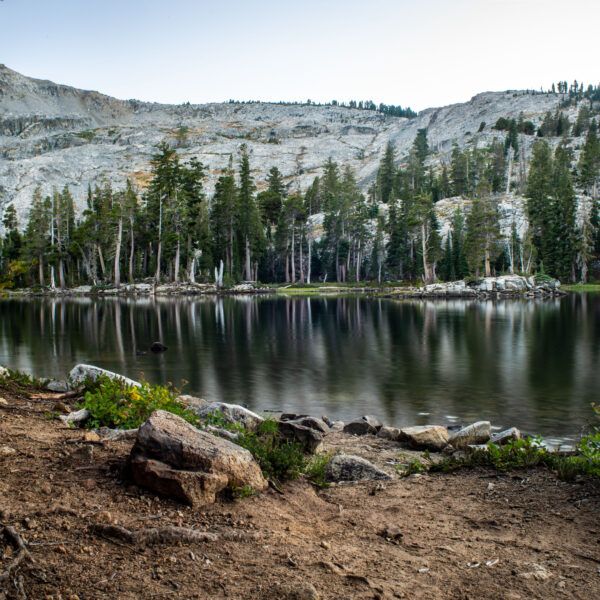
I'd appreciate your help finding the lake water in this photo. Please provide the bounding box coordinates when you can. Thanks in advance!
[1,294,598,442]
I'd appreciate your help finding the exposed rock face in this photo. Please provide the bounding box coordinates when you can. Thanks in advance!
[324,455,392,482]
[130,410,267,505]
[422,276,562,298]
[1,64,577,228]
[449,421,492,449]
[68,364,141,388]
[188,401,264,432]
[398,426,450,451]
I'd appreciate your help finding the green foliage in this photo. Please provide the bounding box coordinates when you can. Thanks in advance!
[79,375,199,430]
[74,130,96,141]
[236,418,305,482]
[0,367,45,390]
[396,454,428,477]
[303,453,333,488]
[230,485,257,498]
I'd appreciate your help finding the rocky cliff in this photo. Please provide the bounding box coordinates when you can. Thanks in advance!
[0,64,577,225]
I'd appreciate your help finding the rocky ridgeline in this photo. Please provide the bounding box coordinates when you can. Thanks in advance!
[0,64,575,223]
[46,363,527,507]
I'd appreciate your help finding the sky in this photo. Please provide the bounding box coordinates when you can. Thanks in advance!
[1,0,599,111]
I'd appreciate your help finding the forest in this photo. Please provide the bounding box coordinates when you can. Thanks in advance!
[1,101,600,290]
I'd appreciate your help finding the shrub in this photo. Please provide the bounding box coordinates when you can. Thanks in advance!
[0,368,45,391]
[79,376,200,430]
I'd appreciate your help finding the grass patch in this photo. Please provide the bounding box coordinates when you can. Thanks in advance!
[74,130,96,141]
[562,283,600,292]
[0,368,46,392]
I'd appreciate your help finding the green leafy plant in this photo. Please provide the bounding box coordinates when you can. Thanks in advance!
[396,453,428,477]
[230,485,257,499]
[79,376,200,430]
[303,453,333,488]
[0,368,45,391]
[236,419,305,483]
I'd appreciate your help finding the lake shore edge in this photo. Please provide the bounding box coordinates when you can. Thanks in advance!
[0,274,567,300]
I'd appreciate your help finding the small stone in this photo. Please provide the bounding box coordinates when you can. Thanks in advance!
[96,511,112,523]
[83,431,100,443]
[53,402,71,414]
[40,482,52,494]
[0,446,16,457]
[0,397,8,406]
[320,540,330,549]
[81,478,96,490]
[324,455,391,482]
[378,525,403,540]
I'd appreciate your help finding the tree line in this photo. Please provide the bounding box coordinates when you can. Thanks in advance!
[1,121,599,289]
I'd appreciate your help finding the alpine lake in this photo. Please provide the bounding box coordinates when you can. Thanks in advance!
[1,292,599,446]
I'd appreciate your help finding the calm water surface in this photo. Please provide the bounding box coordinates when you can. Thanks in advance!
[1,294,599,440]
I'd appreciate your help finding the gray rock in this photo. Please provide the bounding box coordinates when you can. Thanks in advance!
[377,426,402,441]
[46,379,71,393]
[399,425,450,451]
[96,427,138,441]
[343,416,382,436]
[131,410,267,505]
[288,416,330,434]
[190,401,264,432]
[324,455,392,482]
[277,421,323,453]
[330,421,345,431]
[0,366,9,377]
[59,407,91,427]
[68,364,141,388]
[490,427,521,445]
[449,421,492,449]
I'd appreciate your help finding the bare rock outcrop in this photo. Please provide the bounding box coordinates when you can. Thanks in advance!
[130,410,267,505]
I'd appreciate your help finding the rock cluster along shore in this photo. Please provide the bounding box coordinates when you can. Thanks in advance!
[35,363,527,507]
[2,275,564,299]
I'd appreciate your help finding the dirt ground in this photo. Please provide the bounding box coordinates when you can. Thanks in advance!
[1,385,599,600]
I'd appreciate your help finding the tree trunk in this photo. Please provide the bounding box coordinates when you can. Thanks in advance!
[97,245,106,279]
[38,255,44,286]
[290,226,296,283]
[307,237,311,284]
[114,217,122,288]
[484,242,491,277]
[174,239,180,283]
[245,235,252,281]
[129,216,135,282]
[421,222,431,284]
[299,232,304,283]
[155,241,162,282]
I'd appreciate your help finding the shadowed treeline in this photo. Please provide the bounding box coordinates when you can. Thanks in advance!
[0,294,598,438]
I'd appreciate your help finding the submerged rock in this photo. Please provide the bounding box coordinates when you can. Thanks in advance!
[399,426,450,451]
[68,364,141,388]
[150,341,168,353]
[449,421,492,449]
[130,410,267,505]
[324,455,391,482]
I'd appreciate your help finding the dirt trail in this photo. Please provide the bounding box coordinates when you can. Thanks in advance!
[1,386,599,600]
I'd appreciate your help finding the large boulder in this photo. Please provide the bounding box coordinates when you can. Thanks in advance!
[68,364,141,388]
[399,425,449,451]
[449,421,491,449]
[189,401,264,432]
[130,410,267,505]
[284,416,330,434]
[324,455,391,482]
[377,426,402,441]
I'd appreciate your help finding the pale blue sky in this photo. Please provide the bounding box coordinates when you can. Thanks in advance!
[1,0,598,110]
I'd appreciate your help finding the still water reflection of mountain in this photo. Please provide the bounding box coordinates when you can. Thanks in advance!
[1,294,598,439]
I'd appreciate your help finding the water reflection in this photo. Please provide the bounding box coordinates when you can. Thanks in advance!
[0,294,598,437]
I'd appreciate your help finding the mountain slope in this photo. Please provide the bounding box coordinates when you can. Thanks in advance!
[0,65,568,221]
